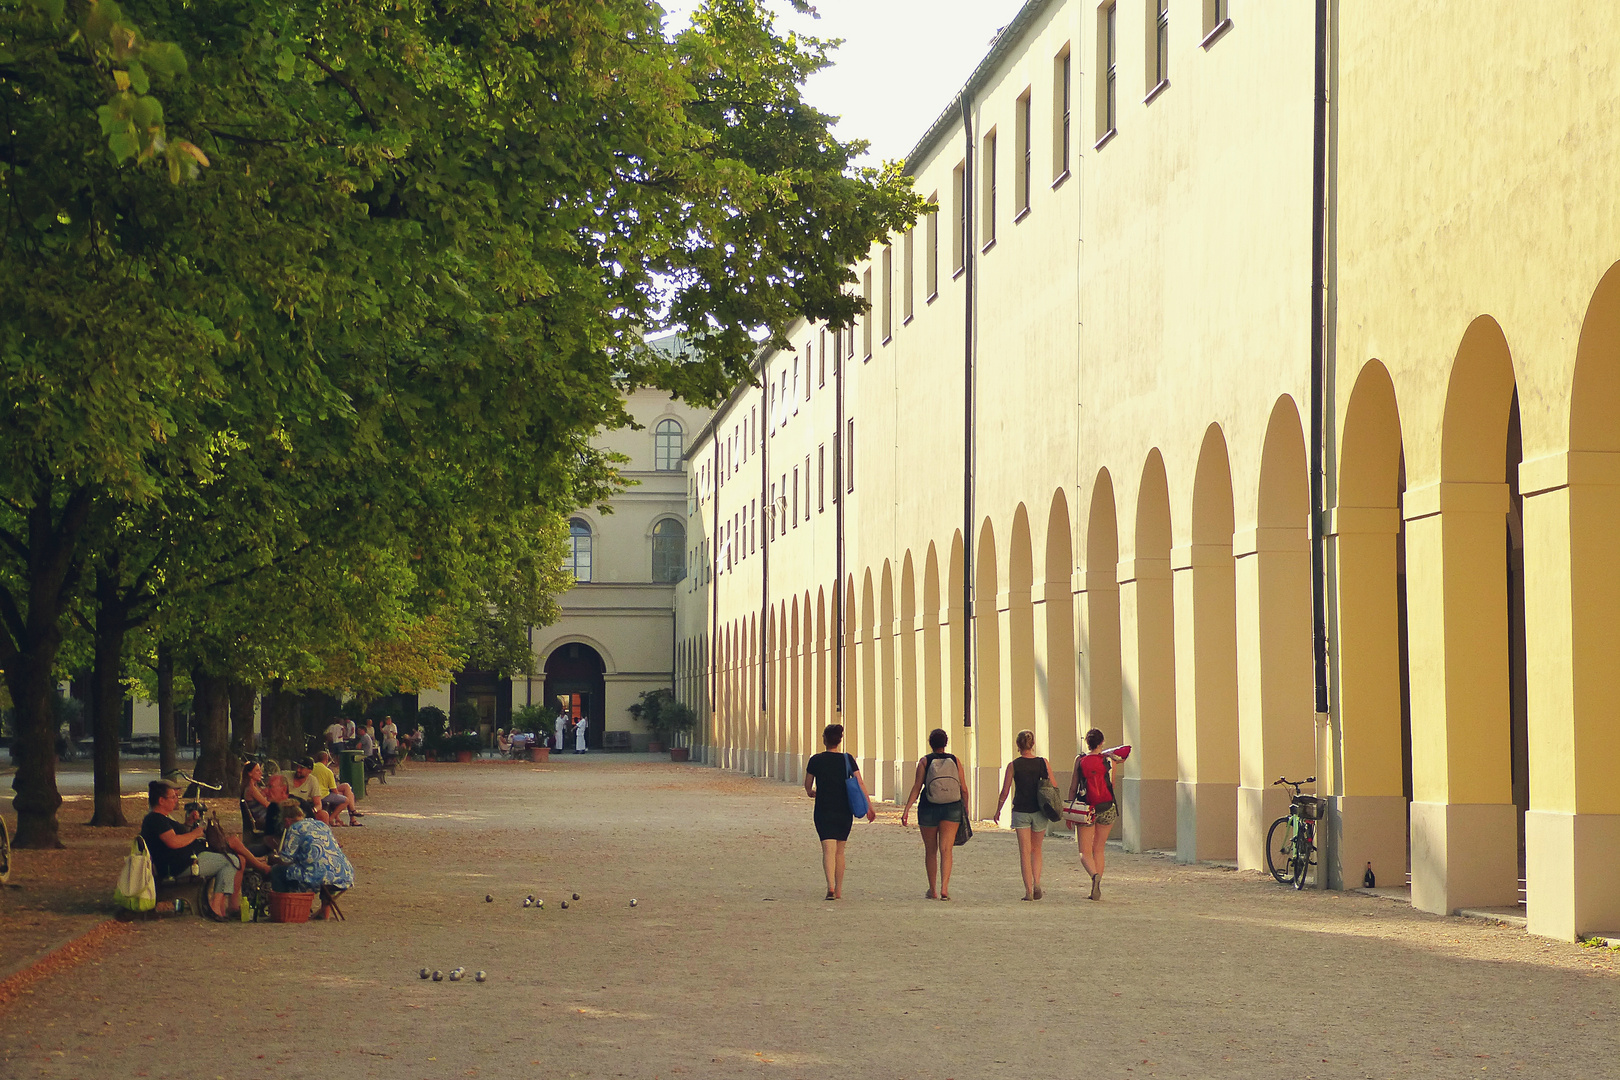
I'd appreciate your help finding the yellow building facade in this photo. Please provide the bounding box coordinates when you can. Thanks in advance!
[673,0,1620,941]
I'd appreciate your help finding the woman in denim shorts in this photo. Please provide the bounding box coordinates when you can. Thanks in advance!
[994,730,1059,901]
[1069,729,1131,901]
[900,728,969,900]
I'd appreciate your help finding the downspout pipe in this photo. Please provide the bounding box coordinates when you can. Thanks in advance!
[710,427,720,758]
[761,376,770,725]
[961,93,976,733]
[1310,0,1333,880]
[835,328,846,714]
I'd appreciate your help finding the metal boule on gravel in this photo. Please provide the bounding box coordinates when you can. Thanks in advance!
[432,971,443,981]
[419,968,430,979]
[522,897,532,907]
[560,901,569,909]
[572,893,580,900]
[630,899,637,907]
[485,894,493,903]
[475,971,487,982]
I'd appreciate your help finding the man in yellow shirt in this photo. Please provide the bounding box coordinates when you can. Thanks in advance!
[311,752,362,826]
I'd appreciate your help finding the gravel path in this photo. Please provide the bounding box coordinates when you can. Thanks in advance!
[2,756,1617,1079]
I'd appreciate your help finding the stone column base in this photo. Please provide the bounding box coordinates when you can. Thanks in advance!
[859,756,877,798]
[974,766,1001,823]
[1411,800,1519,914]
[1238,784,1293,872]
[1121,777,1176,852]
[1329,794,1409,890]
[1177,781,1237,863]
[874,758,895,802]
[1526,810,1620,941]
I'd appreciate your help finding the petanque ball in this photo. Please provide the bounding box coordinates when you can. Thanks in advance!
[475,971,487,983]
[560,901,569,910]
[572,893,581,901]
[432,971,443,982]
[485,894,493,903]
[536,899,544,909]
[419,968,430,979]
[522,897,532,907]
[629,899,637,907]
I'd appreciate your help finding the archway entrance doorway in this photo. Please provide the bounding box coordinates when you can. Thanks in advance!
[545,643,606,751]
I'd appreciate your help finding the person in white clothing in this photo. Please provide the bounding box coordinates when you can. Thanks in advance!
[574,716,589,754]
[554,713,566,752]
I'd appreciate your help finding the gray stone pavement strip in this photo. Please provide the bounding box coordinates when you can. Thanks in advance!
[2,756,1617,1080]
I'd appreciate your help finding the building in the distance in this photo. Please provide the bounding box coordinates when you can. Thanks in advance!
[421,335,711,749]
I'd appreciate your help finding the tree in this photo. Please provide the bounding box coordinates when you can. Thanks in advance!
[2,0,924,846]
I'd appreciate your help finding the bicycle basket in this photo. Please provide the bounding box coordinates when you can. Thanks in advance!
[1295,795,1324,821]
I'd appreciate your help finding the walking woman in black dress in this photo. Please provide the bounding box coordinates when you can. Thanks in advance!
[804,724,876,899]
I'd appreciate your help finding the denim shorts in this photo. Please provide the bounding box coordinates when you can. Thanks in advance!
[918,799,964,828]
[1011,808,1052,830]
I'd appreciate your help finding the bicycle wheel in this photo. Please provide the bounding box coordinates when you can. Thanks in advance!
[1265,817,1292,884]
[1290,825,1312,890]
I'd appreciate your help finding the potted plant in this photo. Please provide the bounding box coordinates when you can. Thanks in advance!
[659,701,697,762]
[511,704,557,762]
[445,732,484,763]
[415,706,447,761]
[629,689,675,754]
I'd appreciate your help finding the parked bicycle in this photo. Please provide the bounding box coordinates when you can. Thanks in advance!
[1265,776,1321,890]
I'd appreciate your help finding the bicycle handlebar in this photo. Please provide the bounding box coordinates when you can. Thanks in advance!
[1272,776,1316,788]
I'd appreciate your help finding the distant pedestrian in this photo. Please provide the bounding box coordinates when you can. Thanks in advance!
[899,727,968,900]
[1069,729,1131,901]
[554,712,566,752]
[803,724,875,900]
[994,730,1057,901]
[574,715,589,754]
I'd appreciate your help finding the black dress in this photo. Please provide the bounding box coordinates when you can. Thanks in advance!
[806,751,858,841]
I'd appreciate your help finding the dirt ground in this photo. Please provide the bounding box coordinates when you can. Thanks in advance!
[2,756,1618,1080]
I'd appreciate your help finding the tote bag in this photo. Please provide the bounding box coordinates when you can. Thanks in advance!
[114,837,157,913]
[843,753,869,818]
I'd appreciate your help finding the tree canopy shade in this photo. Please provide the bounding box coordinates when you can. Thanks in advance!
[0,0,924,845]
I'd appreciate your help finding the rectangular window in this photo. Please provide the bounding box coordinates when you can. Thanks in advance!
[1015,91,1031,217]
[845,419,855,492]
[1053,48,1071,181]
[792,467,799,525]
[769,483,776,540]
[818,445,825,511]
[818,330,826,388]
[1202,0,1230,43]
[804,455,811,520]
[981,130,996,249]
[750,501,756,554]
[832,328,841,379]
[1148,0,1168,92]
[862,267,873,359]
[881,245,893,343]
[831,431,839,504]
[951,163,966,275]
[925,199,939,299]
[902,228,914,323]
[769,385,777,435]
[1098,3,1117,142]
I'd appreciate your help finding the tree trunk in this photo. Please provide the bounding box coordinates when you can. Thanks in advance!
[87,569,128,827]
[157,645,177,775]
[4,482,92,849]
[228,682,256,757]
[191,667,237,796]
[262,682,301,767]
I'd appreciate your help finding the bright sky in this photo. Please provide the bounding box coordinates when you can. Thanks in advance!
[660,0,1030,165]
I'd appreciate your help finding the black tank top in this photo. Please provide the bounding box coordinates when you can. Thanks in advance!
[1011,756,1047,813]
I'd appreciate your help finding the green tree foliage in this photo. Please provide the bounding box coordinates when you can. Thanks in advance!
[0,0,924,846]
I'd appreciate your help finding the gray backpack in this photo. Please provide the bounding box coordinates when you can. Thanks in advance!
[924,755,962,803]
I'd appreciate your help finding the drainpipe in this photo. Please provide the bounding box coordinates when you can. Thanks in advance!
[1310,0,1332,885]
[961,93,976,743]
[761,370,770,731]
[710,426,720,759]
[835,327,846,714]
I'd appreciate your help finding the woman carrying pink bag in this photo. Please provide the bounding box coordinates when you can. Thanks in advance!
[1068,729,1130,901]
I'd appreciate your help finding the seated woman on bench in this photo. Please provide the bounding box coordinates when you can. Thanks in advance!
[141,779,268,920]
[267,801,354,920]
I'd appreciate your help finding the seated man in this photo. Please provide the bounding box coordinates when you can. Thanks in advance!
[285,759,334,826]
[141,779,267,919]
[267,801,354,920]
[312,750,361,825]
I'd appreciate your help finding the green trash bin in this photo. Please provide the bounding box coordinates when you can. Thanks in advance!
[340,749,366,800]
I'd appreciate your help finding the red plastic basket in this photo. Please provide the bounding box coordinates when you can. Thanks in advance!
[267,891,316,923]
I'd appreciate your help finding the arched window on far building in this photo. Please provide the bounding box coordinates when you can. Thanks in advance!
[652,518,686,582]
[655,418,684,471]
[566,518,593,582]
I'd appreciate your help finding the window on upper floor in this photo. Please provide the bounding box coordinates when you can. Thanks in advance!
[1053,47,1072,182]
[881,244,893,343]
[818,330,826,388]
[862,267,873,359]
[655,418,684,471]
[803,455,811,520]
[1015,91,1032,218]
[566,518,593,583]
[845,418,855,493]
[818,444,825,512]
[792,466,799,525]
[902,228,915,322]
[981,129,997,249]
[652,519,685,583]
[952,162,966,275]
[1146,0,1169,95]
[1097,2,1118,145]
[1202,0,1231,46]
[925,199,940,299]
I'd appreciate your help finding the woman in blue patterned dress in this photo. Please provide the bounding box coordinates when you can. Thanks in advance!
[269,801,354,919]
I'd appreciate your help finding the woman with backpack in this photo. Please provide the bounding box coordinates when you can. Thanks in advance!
[994,730,1059,901]
[804,724,876,900]
[1069,728,1132,900]
[899,728,970,900]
